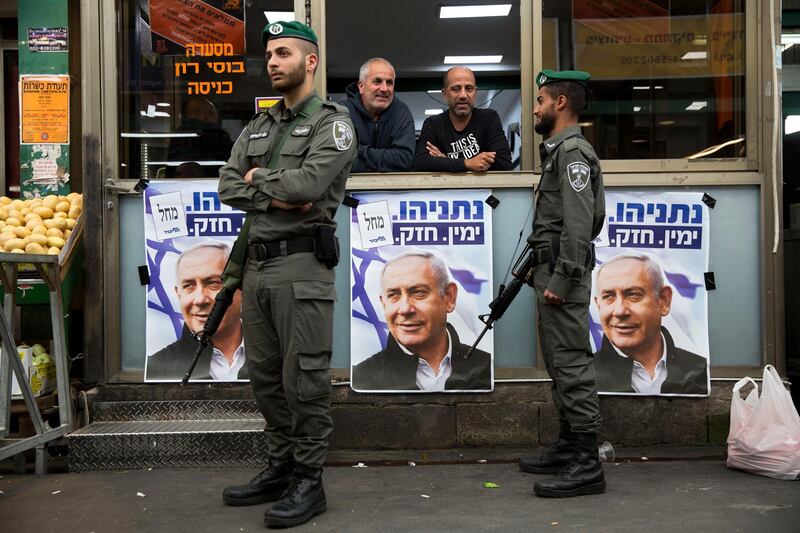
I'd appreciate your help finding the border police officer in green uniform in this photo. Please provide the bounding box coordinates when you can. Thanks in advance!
[218,21,356,528]
[518,70,607,498]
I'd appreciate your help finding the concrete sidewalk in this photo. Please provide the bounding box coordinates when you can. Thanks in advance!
[1,457,797,533]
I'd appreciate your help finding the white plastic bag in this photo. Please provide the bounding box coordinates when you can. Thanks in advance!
[726,365,800,480]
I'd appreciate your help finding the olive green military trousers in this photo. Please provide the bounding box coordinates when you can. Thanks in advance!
[533,263,601,434]
[241,252,336,468]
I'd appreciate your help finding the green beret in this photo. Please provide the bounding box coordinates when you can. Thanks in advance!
[261,21,318,48]
[536,69,591,88]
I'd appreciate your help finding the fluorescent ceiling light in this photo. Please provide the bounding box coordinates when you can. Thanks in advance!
[439,4,512,18]
[156,102,170,107]
[140,110,170,118]
[685,101,708,111]
[425,109,444,115]
[427,89,442,94]
[681,51,707,60]
[633,106,642,112]
[147,161,227,166]
[659,120,675,125]
[121,133,199,138]
[444,55,502,64]
[782,33,800,45]
[654,86,664,89]
[632,139,648,143]
[782,34,800,50]
[264,11,295,22]
[786,115,800,135]
[578,122,593,127]
[633,86,650,90]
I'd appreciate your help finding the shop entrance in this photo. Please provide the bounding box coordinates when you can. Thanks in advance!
[1,46,18,196]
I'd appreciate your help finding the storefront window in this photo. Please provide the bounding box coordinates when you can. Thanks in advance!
[783,19,800,229]
[542,0,746,160]
[117,0,294,181]
[326,0,522,170]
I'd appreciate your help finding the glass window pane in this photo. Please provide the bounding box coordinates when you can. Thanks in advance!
[326,0,522,171]
[542,0,746,160]
[117,0,294,181]
[782,23,800,229]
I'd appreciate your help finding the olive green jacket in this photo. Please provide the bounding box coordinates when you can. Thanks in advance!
[218,91,357,242]
[530,125,605,298]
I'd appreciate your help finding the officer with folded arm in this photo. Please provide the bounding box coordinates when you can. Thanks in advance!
[518,70,607,498]
[217,21,356,528]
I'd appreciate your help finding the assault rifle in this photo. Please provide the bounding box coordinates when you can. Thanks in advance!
[464,243,537,359]
[182,286,236,385]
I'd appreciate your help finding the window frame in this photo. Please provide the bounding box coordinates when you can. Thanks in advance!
[81,0,779,382]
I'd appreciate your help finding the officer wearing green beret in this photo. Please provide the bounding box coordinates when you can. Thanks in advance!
[218,21,356,528]
[518,69,606,498]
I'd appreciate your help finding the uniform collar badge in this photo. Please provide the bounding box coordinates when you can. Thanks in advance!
[292,125,312,136]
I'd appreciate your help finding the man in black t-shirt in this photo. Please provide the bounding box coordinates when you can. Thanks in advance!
[413,66,512,172]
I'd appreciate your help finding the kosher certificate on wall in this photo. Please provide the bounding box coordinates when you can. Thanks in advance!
[143,179,248,382]
[350,190,494,393]
[20,75,69,144]
[590,191,711,397]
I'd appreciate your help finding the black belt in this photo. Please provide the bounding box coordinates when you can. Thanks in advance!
[532,247,550,265]
[248,238,315,260]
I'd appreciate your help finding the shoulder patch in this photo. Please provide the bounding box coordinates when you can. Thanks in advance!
[567,162,590,192]
[333,121,354,151]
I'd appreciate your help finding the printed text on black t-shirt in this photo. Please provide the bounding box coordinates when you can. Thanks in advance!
[448,133,480,159]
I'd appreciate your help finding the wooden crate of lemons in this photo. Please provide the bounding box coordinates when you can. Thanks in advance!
[0,193,82,263]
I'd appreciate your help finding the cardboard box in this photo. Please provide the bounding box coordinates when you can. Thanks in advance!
[11,344,56,398]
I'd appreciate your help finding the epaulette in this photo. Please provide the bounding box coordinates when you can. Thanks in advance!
[246,110,269,125]
[563,137,580,152]
[321,101,349,114]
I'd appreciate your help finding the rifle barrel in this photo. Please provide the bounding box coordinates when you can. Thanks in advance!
[464,320,493,359]
[182,337,208,385]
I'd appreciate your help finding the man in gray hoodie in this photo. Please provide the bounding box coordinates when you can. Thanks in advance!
[341,58,415,172]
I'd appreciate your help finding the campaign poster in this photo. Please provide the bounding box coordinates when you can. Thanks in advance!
[143,179,248,382]
[590,191,711,397]
[350,190,494,393]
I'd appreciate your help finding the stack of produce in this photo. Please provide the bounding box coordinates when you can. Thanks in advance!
[0,193,82,255]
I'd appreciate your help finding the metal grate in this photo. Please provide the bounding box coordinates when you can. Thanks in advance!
[91,400,262,422]
[68,420,269,471]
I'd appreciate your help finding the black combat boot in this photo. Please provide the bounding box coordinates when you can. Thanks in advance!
[222,457,295,506]
[519,420,576,474]
[533,433,606,498]
[264,465,327,528]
